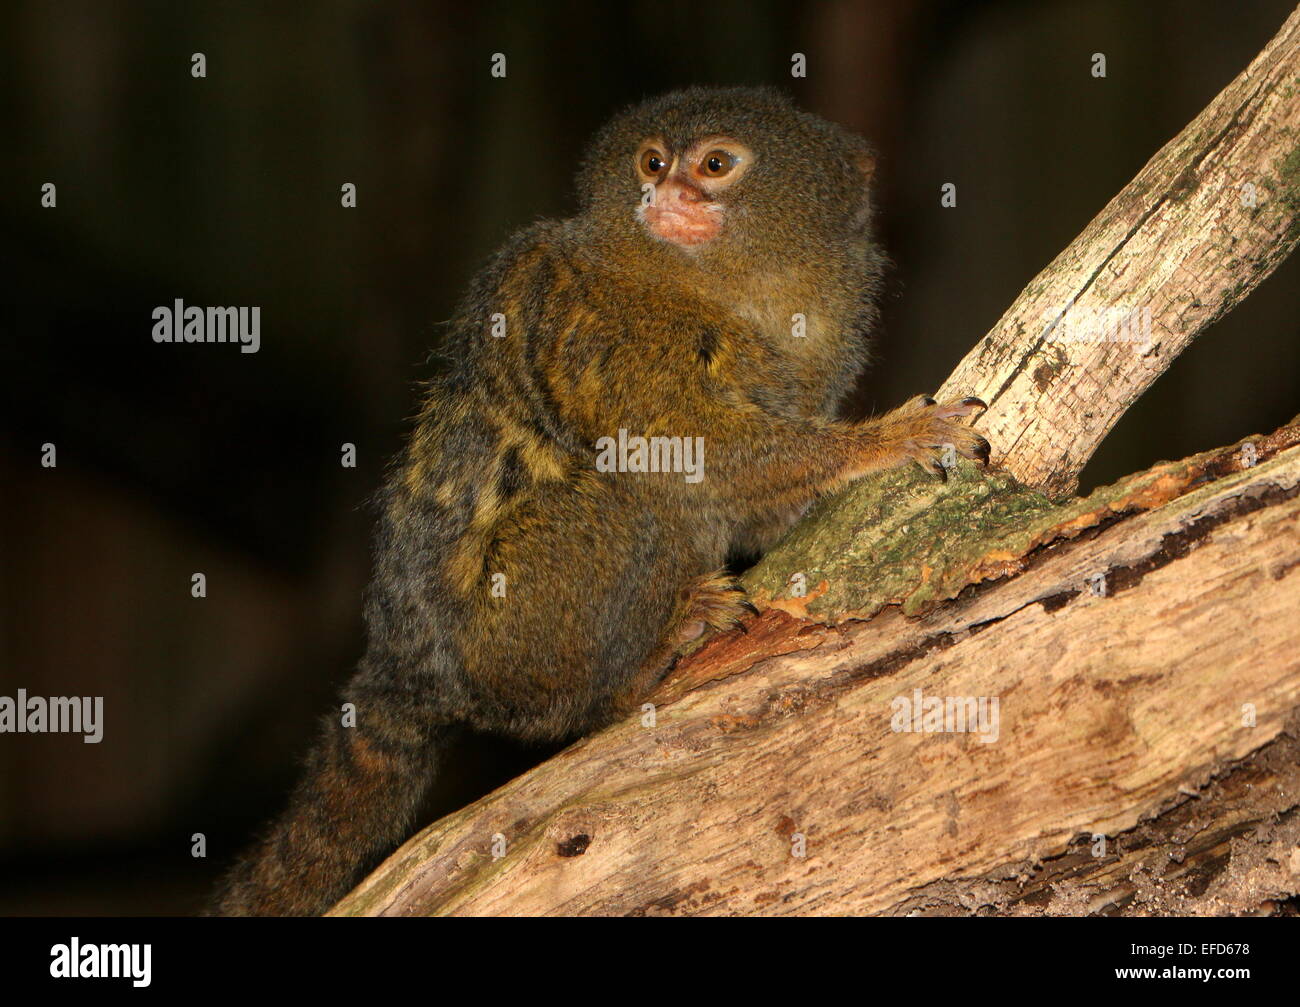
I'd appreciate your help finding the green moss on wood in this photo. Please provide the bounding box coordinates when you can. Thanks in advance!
[744,434,1293,623]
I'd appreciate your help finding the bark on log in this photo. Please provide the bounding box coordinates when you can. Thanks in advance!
[330,7,1300,916]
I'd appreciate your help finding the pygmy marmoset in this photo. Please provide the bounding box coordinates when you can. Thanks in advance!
[212,85,989,916]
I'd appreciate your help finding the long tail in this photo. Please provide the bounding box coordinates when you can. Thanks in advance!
[210,683,447,917]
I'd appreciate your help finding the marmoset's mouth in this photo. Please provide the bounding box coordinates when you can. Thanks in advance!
[641,202,723,247]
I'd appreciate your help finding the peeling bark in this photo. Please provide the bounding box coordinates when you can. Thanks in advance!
[743,417,1300,622]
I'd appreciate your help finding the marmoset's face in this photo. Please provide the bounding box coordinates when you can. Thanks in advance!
[632,136,753,247]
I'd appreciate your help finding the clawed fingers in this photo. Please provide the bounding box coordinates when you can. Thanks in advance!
[934,395,988,420]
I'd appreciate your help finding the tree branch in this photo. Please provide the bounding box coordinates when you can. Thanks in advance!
[939,4,1300,498]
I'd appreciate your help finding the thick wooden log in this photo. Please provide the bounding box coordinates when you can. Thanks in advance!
[334,427,1300,916]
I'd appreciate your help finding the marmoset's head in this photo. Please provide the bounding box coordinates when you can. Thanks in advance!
[576,86,877,271]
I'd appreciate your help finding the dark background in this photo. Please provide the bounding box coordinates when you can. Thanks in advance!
[2,0,1297,914]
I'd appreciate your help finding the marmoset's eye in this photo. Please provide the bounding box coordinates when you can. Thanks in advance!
[639,148,668,177]
[701,150,736,177]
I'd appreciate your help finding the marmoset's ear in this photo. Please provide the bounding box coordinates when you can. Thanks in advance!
[853,146,877,187]
[850,145,878,230]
